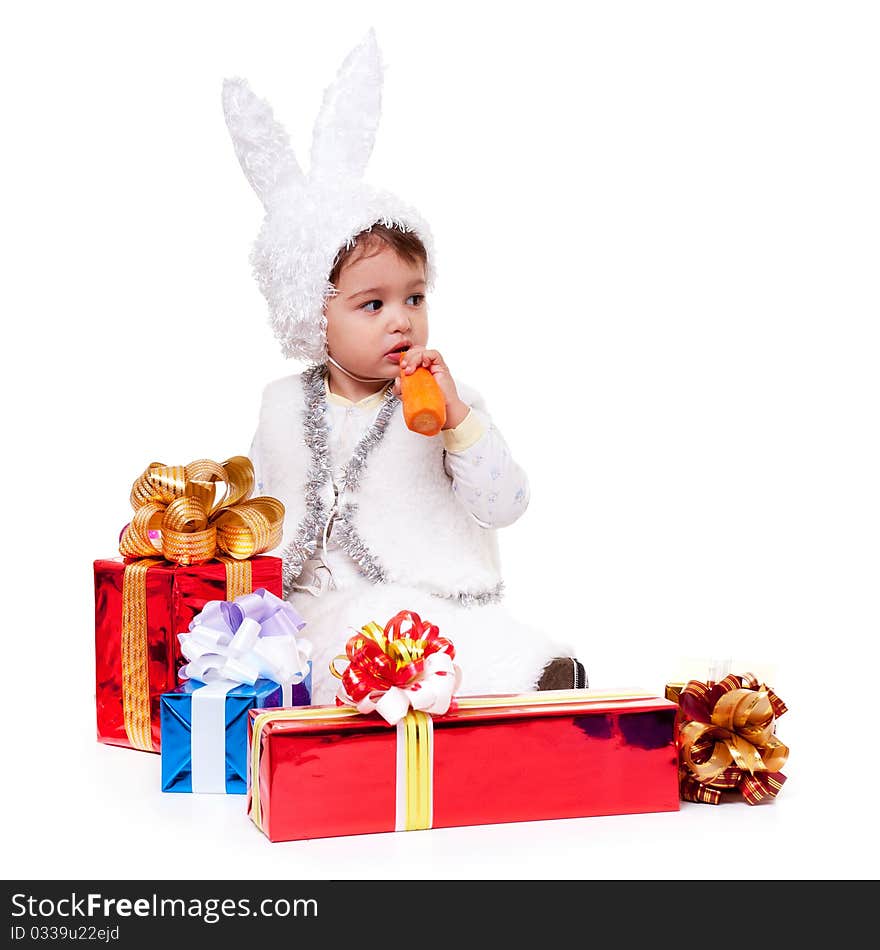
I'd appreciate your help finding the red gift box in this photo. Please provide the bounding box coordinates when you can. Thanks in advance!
[94,555,282,753]
[247,690,680,841]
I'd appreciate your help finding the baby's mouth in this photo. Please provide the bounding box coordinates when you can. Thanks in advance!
[385,344,411,360]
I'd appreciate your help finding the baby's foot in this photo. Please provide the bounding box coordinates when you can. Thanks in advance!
[537,657,588,690]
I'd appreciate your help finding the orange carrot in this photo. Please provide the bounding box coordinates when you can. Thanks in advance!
[400,366,446,436]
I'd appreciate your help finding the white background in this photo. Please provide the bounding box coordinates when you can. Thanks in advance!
[1,1,877,880]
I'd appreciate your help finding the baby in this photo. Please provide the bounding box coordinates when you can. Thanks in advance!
[225,32,585,703]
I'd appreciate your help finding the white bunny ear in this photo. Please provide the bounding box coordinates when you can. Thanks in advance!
[223,77,304,207]
[310,28,383,182]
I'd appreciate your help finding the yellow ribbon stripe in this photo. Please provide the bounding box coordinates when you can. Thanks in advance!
[453,689,656,715]
[404,711,433,832]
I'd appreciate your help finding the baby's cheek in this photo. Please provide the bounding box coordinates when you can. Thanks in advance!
[412,316,429,346]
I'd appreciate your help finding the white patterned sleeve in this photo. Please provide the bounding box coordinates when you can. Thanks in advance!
[442,407,531,528]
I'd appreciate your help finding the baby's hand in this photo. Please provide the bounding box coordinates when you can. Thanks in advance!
[396,346,469,430]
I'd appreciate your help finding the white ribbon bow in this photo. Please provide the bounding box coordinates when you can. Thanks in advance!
[337,651,462,726]
[179,588,311,706]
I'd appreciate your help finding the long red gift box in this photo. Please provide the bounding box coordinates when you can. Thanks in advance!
[94,556,282,753]
[248,690,680,841]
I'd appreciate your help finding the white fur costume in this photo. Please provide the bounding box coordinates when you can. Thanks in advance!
[256,371,505,601]
[251,367,573,705]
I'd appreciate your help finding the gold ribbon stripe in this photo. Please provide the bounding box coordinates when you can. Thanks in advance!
[120,560,161,752]
[219,557,253,601]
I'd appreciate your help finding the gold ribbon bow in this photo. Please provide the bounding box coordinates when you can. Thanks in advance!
[677,673,789,805]
[119,456,283,566]
[116,456,284,752]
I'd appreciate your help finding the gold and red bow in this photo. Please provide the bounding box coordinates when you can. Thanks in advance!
[676,673,789,805]
[333,610,455,704]
[118,456,283,566]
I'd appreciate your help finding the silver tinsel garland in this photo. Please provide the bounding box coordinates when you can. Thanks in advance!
[338,384,398,493]
[280,365,504,606]
[441,582,505,607]
[279,365,332,596]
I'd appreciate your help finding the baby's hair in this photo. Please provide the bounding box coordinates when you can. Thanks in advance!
[329,223,428,287]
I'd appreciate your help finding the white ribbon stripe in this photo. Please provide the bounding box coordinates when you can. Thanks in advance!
[190,679,238,794]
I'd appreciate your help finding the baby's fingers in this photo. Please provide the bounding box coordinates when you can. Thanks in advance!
[423,350,449,375]
[400,345,426,374]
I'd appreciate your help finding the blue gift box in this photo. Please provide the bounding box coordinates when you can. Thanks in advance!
[160,671,311,794]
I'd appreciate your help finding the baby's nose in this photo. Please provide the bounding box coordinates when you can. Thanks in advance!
[386,306,412,330]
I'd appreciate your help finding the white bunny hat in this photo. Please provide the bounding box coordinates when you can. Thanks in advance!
[222,29,436,363]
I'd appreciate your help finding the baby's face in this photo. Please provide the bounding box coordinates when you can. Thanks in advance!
[324,242,428,379]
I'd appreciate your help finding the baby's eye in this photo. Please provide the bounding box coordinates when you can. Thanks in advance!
[406,294,425,306]
[361,299,383,313]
